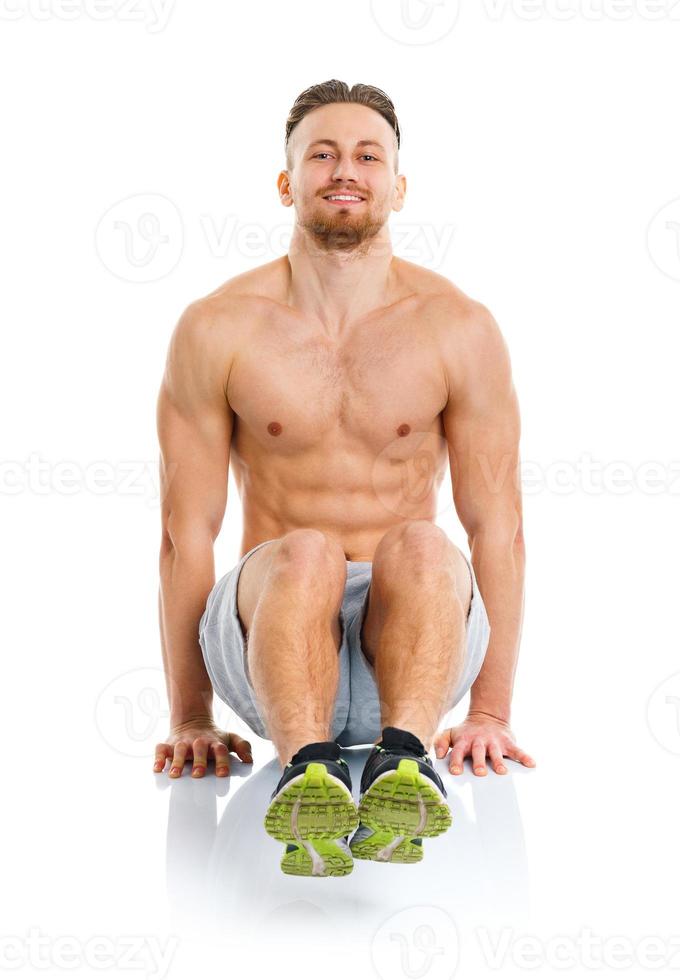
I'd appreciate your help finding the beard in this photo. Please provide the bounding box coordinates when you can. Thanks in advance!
[298,198,388,255]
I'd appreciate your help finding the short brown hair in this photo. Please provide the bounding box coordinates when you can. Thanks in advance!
[284,79,401,171]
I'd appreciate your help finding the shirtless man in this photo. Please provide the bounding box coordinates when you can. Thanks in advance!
[154,80,535,876]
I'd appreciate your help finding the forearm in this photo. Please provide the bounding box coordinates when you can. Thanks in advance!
[467,530,525,723]
[158,536,216,726]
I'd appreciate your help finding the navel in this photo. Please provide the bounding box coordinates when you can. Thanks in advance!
[397,423,411,437]
[267,421,283,436]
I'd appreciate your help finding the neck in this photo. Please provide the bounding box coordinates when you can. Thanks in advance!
[286,224,396,335]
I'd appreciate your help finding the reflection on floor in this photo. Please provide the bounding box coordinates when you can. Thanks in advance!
[161,746,530,949]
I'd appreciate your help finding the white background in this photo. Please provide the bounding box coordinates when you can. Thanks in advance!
[2,1,680,977]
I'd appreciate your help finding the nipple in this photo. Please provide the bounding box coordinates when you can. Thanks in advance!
[267,421,283,436]
[397,423,411,437]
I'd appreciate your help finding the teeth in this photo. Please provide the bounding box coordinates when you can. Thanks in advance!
[327,195,362,201]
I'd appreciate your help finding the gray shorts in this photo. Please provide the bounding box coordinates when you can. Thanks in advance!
[198,538,491,747]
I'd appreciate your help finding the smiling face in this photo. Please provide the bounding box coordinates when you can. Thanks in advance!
[280,102,406,254]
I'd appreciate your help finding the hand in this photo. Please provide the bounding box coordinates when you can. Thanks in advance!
[153,716,253,778]
[433,710,536,776]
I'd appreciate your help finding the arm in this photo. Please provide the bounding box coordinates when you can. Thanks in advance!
[154,300,252,778]
[433,300,535,775]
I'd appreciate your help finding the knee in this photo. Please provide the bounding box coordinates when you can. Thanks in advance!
[275,528,347,583]
[374,520,451,578]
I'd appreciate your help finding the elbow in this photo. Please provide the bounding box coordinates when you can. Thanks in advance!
[160,527,176,558]
[160,519,216,560]
[468,516,525,551]
[513,520,525,550]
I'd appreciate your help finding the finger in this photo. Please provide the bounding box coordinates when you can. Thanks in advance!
[191,737,209,778]
[471,738,488,776]
[153,744,171,773]
[506,744,536,768]
[212,741,231,777]
[169,741,189,778]
[228,734,253,763]
[488,742,507,775]
[433,729,452,759]
[449,741,468,775]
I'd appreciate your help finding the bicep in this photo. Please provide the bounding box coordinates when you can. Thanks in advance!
[442,305,522,537]
[157,303,233,547]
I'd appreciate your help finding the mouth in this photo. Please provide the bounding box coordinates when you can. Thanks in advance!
[322,193,366,206]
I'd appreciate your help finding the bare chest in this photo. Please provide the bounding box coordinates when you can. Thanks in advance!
[227,318,447,456]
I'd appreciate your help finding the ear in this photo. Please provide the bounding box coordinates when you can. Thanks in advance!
[392,173,407,213]
[277,170,294,207]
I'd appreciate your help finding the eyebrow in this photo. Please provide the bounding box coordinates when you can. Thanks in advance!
[307,139,386,151]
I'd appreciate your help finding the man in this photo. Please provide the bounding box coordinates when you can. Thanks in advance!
[154,79,535,877]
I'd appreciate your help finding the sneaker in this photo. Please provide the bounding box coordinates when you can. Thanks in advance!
[349,726,452,864]
[264,740,359,877]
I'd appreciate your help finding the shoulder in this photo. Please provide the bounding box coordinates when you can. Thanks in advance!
[403,271,512,397]
[393,259,499,335]
[163,260,288,409]
[171,257,288,350]
[182,260,284,327]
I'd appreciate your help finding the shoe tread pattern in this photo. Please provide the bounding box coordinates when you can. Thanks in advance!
[265,762,359,877]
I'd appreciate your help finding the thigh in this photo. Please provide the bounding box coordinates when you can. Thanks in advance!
[360,532,473,668]
[236,531,346,649]
[235,538,280,639]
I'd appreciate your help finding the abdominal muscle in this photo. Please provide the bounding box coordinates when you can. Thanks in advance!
[231,431,447,563]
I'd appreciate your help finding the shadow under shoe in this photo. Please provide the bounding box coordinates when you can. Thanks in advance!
[350,726,452,864]
[264,740,359,877]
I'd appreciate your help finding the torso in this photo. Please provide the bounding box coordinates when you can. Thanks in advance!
[202,256,469,561]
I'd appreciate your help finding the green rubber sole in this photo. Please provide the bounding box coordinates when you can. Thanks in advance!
[351,758,451,863]
[350,828,424,864]
[281,838,354,877]
[264,762,359,877]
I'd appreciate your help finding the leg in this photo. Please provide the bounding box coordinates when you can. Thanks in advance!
[360,520,472,751]
[237,528,347,766]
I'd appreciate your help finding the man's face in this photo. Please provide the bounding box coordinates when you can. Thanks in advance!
[280,103,405,254]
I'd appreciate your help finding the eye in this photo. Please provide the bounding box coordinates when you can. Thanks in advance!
[361,154,378,161]
[313,152,332,160]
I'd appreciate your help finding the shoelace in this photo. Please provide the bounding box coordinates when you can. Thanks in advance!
[285,756,350,768]
[375,745,429,762]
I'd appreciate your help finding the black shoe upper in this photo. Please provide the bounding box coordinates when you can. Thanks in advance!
[359,726,447,798]
[271,739,352,800]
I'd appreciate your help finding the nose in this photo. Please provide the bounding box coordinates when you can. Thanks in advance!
[331,153,360,184]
